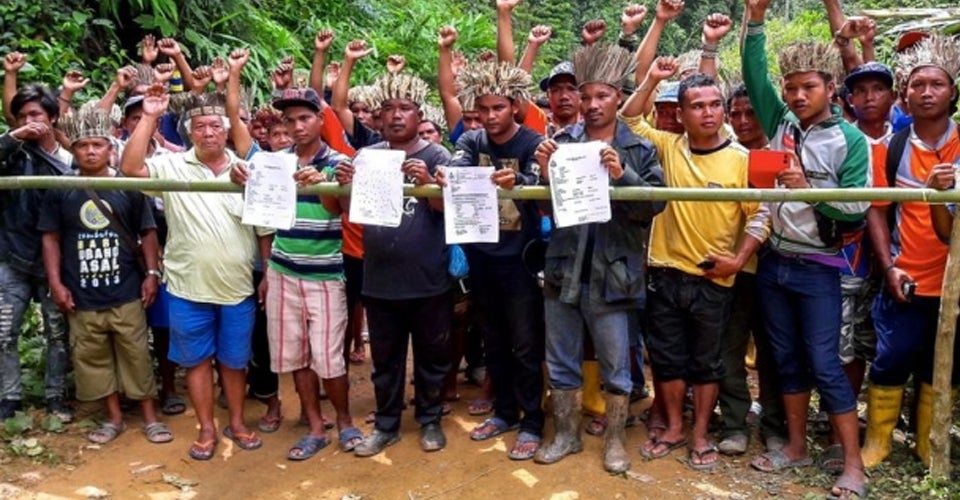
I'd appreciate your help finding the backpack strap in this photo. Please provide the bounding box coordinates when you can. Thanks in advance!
[884,128,911,231]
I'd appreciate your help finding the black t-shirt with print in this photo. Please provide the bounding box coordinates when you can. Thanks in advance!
[37,188,156,311]
[450,126,544,257]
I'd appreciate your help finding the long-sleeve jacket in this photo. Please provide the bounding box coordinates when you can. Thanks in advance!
[541,120,666,311]
[0,133,72,275]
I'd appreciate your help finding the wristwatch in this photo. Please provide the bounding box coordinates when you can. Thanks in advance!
[146,269,163,279]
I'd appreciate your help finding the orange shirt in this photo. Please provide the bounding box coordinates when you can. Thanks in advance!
[869,140,891,208]
[524,105,548,136]
[893,129,960,297]
[320,105,364,258]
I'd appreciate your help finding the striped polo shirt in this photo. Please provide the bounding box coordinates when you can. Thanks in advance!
[268,145,348,281]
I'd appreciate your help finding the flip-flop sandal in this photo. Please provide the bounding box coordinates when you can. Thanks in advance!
[688,444,721,472]
[223,427,263,451]
[259,413,282,433]
[143,422,174,444]
[468,399,493,416]
[750,449,813,472]
[827,472,868,500]
[470,417,519,441]
[338,427,364,452]
[287,434,330,461]
[188,438,217,461]
[364,411,376,424]
[349,351,366,364]
[88,422,126,444]
[161,395,187,416]
[441,401,453,416]
[820,443,845,475]
[507,431,541,461]
[639,437,687,460]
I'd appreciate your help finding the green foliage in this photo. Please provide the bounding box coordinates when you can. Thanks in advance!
[17,304,47,406]
[0,0,126,105]
[3,412,33,437]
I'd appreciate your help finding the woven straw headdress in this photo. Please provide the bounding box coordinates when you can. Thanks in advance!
[420,103,447,130]
[169,92,227,119]
[373,73,430,108]
[455,61,532,112]
[572,42,635,90]
[778,42,842,82]
[897,34,960,83]
[348,85,380,111]
[58,101,114,145]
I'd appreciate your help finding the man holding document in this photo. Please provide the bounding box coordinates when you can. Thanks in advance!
[533,42,665,473]
[620,57,768,472]
[438,61,545,461]
[333,73,454,457]
[227,48,362,462]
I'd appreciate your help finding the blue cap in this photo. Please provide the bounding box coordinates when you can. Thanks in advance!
[654,82,680,104]
[539,61,576,91]
[844,62,894,90]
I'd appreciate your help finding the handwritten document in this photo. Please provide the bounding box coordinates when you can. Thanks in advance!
[242,151,297,230]
[548,141,611,228]
[443,166,499,244]
[349,148,406,227]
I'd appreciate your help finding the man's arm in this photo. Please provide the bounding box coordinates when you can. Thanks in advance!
[496,0,520,64]
[519,25,551,74]
[699,14,732,79]
[742,0,789,141]
[331,40,373,139]
[309,29,335,96]
[58,70,89,117]
[42,232,74,314]
[120,84,168,178]
[633,0,684,115]
[157,38,197,92]
[822,0,864,72]
[437,26,463,131]
[97,66,136,113]
[932,205,954,243]
[226,49,253,159]
[621,57,676,120]
[617,4,648,52]
[3,52,26,125]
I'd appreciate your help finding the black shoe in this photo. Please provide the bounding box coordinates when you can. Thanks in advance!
[46,397,74,423]
[630,386,650,403]
[0,399,23,420]
[354,429,401,457]
[420,422,446,452]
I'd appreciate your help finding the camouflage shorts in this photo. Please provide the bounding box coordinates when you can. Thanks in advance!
[839,275,879,365]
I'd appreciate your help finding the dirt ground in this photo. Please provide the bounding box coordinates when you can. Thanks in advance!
[1,356,828,500]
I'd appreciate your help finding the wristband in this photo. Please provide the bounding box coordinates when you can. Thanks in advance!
[701,42,720,52]
[146,269,163,279]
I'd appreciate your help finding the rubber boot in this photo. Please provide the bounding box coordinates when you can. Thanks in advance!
[603,394,630,473]
[535,389,583,464]
[915,382,934,466]
[581,361,605,417]
[860,384,904,468]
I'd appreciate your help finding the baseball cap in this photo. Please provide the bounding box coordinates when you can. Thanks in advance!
[539,61,576,91]
[123,95,145,115]
[654,82,680,104]
[896,31,930,53]
[272,87,322,112]
[844,61,894,90]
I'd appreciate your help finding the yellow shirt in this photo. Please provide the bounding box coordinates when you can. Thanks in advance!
[622,114,768,287]
[146,149,268,304]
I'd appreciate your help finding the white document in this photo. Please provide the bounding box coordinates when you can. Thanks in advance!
[349,148,406,227]
[548,141,611,228]
[241,151,297,230]
[443,166,499,244]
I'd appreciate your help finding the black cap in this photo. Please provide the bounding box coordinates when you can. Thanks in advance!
[844,62,894,90]
[539,61,576,91]
[272,87,322,112]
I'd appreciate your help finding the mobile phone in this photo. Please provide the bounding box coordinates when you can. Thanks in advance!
[901,280,917,299]
[748,150,792,188]
[697,260,716,270]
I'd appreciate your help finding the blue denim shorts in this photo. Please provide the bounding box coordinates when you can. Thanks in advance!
[167,294,255,369]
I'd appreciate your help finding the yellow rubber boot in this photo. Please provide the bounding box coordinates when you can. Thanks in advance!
[581,361,606,417]
[915,383,935,466]
[860,384,904,468]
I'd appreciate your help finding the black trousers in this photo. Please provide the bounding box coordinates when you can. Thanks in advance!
[365,291,453,433]
[247,270,278,399]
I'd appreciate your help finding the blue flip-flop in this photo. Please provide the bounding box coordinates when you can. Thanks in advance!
[469,417,519,441]
[339,427,364,452]
[287,434,330,461]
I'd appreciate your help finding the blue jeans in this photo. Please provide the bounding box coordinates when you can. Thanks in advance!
[870,291,959,386]
[0,262,69,401]
[757,251,856,415]
[544,285,632,395]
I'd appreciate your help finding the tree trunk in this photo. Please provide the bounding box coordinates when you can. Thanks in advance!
[930,210,960,479]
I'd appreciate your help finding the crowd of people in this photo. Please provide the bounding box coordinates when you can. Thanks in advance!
[1,0,959,497]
